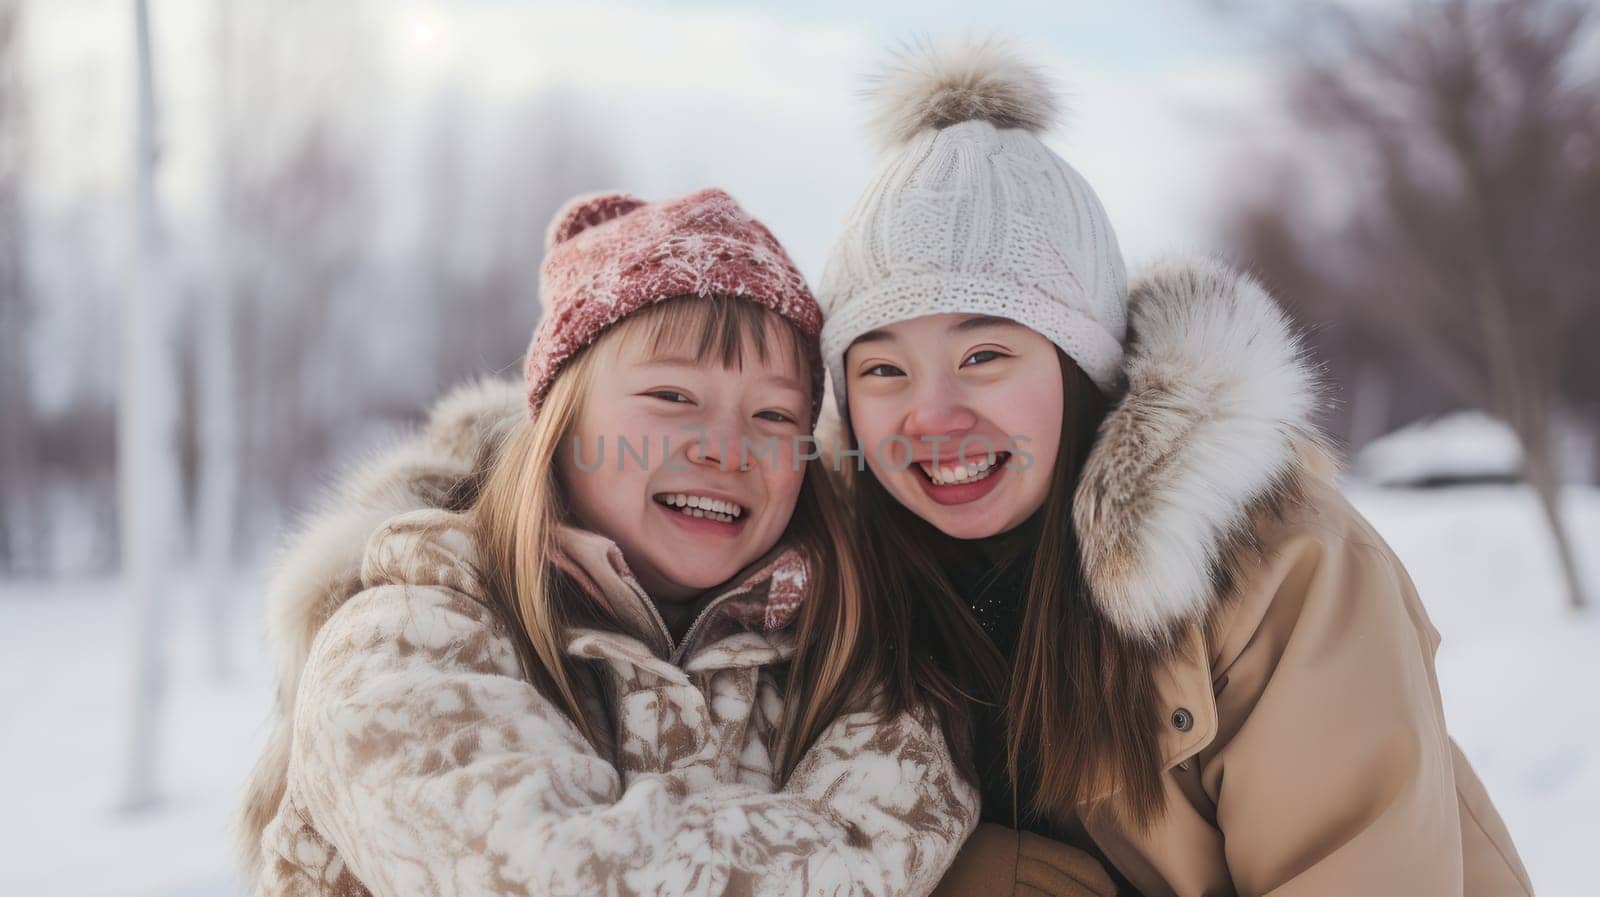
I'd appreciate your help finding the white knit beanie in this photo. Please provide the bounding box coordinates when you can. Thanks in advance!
[818,37,1129,417]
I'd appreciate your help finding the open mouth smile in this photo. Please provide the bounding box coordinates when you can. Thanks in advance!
[911,452,1011,506]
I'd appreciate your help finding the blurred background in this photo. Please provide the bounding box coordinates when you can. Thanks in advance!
[0,0,1595,894]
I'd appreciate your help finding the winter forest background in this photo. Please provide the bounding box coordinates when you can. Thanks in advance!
[1,0,1596,895]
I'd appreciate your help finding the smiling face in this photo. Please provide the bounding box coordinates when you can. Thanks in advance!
[556,298,812,604]
[844,314,1064,540]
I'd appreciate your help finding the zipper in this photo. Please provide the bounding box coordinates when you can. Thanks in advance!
[669,543,796,663]
[613,569,755,664]
[670,588,750,666]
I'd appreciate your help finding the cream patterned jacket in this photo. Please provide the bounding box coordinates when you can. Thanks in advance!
[242,380,977,897]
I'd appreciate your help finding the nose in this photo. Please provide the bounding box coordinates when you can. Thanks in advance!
[903,380,979,444]
[685,416,751,472]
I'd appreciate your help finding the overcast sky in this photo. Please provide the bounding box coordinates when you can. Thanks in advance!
[22,0,1301,279]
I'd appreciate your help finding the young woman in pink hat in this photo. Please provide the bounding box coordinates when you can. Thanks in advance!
[819,39,1531,897]
[237,188,977,897]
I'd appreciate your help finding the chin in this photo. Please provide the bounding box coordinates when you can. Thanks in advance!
[650,559,730,594]
[926,511,1009,541]
[681,570,735,592]
[909,489,1039,542]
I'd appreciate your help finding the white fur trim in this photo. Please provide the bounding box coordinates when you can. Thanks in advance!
[1074,257,1321,644]
[236,376,521,880]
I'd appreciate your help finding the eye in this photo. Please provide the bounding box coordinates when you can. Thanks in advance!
[862,363,905,378]
[961,350,1006,367]
[647,390,692,404]
[755,410,798,424]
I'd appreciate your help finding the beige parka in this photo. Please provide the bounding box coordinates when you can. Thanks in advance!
[925,257,1534,897]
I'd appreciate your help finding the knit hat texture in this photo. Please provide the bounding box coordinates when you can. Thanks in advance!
[526,187,824,423]
[818,37,1130,416]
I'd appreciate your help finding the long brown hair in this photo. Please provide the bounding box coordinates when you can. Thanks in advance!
[465,294,878,781]
[844,351,1168,828]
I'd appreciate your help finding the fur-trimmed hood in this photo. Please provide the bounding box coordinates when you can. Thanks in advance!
[234,377,525,878]
[1072,256,1330,645]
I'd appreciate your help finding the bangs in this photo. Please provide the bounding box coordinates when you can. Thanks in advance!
[622,294,814,383]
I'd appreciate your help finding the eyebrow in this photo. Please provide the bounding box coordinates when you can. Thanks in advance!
[950,315,1021,333]
[854,315,1021,345]
[636,357,808,393]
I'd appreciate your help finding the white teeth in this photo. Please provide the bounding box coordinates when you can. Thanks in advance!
[923,458,1000,486]
[660,493,743,521]
[675,504,735,523]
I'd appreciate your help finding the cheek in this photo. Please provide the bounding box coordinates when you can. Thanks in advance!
[562,407,655,525]
[761,465,807,524]
[995,374,1065,466]
[847,396,897,453]
[745,432,799,472]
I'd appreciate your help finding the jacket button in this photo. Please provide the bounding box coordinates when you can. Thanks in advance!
[1172,707,1194,732]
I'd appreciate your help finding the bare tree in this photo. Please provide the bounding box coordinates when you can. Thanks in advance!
[419,87,620,391]
[221,1,380,548]
[0,0,41,577]
[119,0,184,811]
[1217,0,1598,609]
[197,0,242,680]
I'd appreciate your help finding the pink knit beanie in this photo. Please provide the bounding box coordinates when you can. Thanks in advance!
[525,188,824,424]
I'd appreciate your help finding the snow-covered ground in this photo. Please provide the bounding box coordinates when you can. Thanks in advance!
[1,485,1595,897]
[1344,484,1600,895]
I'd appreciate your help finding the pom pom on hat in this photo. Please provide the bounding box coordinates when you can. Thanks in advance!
[865,35,1061,151]
[545,192,648,251]
[820,36,1129,416]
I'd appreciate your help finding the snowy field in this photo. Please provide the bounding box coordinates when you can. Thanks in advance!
[1,484,1595,897]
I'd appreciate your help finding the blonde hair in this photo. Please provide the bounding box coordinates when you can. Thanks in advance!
[467,295,872,779]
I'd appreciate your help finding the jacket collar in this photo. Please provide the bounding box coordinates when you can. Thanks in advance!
[549,522,809,664]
